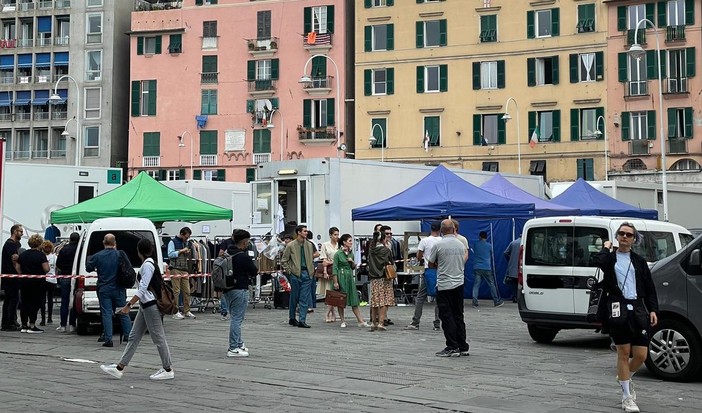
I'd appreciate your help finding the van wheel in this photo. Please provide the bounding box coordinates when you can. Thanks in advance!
[76,316,89,336]
[527,324,559,343]
[646,319,702,382]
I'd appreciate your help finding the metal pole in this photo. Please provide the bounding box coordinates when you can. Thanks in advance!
[370,123,384,162]
[0,138,5,241]
[596,115,607,180]
[52,75,80,166]
[505,97,521,174]
[180,130,193,179]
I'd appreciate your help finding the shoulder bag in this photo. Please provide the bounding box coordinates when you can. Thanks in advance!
[384,263,397,280]
[324,289,347,307]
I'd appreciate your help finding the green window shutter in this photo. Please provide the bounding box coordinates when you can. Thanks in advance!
[646,50,657,79]
[245,168,255,183]
[416,0,422,3]
[684,107,693,138]
[371,118,386,147]
[169,34,182,53]
[667,107,677,137]
[570,109,580,141]
[686,47,696,77]
[472,114,482,146]
[527,58,536,86]
[302,99,311,128]
[246,99,254,113]
[364,0,372,8]
[147,80,157,116]
[387,24,394,50]
[497,113,506,145]
[193,170,202,180]
[303,7,311,33]
[647,110,656,140]
[253,129,272,153]
[596,107,605,139]
[364,26,372,52]
[416,66,424,93]
[659,51,667,79]
[364,69,372,96]
[497,60,505,89]
[195,0,203,4]
[551,8,560,37]
[271,59,279,80]
[551,56,559,85]
[137,36,144,55]
[131,80,140,117]
[202,56,217,73]
[577,159,584,180]
[200,131,218,154]
[387,68,394,95]
[472,62,481,90]
[658,1,667,28]
[595,51,604,80]
[312,56,326,77]
[617,7,627,31]
[143,132,160,156]
[327,5,335,33]
[247,60,256,81]
[179,169,185,180]
[416,21,424,48]
[586,159,594,181]
[270,98,279,109]
[526,11,534,39]
[528,111,536,142]
[155,36,162,54]
[439,19,447,46]
[216,169,225,182]
[387,0,393,5]
[201,90,208,114]
[326,98,335,126]
[552,110,561,142]
[621,112,631,141]
[439,64,448,92]
[646,3,655,23]
[157,170,166,181]
[569,54,578,83]
[618,52,628,82]
[685,0,694,25]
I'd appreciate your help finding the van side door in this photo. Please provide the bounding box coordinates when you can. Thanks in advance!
[572,226,611,316]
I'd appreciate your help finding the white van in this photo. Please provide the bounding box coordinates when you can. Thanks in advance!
[72,217,164,335]
[518,216,693,343]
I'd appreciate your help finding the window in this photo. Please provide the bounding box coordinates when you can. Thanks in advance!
[304,5,334,35]
[365,24,394,51]
[33,130,48,158]
[144,36,160,55]
[529,160,547,179]
[16,130,30,159]
[671,159,701,171]
[570,107,603,141]
[525,226,608,267]
[482,162,499,172]
[87,0,103,6]
[202,56,218,84]
[84,88,101,119]
[625,53,648,96]
[302,98,335,139]
[473,114,505,146]
[373,69,386,95]
[370,118,386,148]
[527,8,559,38]
[627,5,646,30]
[202,170,225,182]
[196,0,219,5]
[577,159,595,181]
[201,90,217,115]
[481,61,497,89]
[203,21,217,49]
[667,107,693,139]
[131,80,157,116]
[665,48,695,93]
[529,110,561,142]
[86,14,102,44]
[527,56,559,86]
[623,159,647,171]
[253,129,271,154]
[363,68,394,96]
[577,4,595,33]
[416,64,447,93]
[143,132,160,157]
[167,170,182,181]
[536,10,552,37]
[667,0,685,26]
[312,6,328,34]
[199,130,218,155]
[424,116,440,147]
[168,34,182,54]
[417,20,446,48]
[86,50,102,81]
[84,126,99,157]
[257,10,271,40]
[569,52,604,83]
[480,15,497,42]
[621,111,654,141]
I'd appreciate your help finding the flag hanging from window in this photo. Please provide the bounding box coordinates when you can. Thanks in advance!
[307,32,317,44]
[423,130,430,152]
[530,125,539,148]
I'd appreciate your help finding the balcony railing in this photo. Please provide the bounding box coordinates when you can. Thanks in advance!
[38,0,53,9]
[626,28,646,45]
[0,113,11,121]
[246,37,278,53]
[142,156,160,167]
[19,1,35,11]
[35,75,50,83]
[666,25,685,41]
[15,112,31,121]
[200,154,217,166]
[629,140,650,155]
[303,75,332,89]
[201,72,218,84]
[54,36,70,46]
[303,32,333,47]
[253,153,271,164]
[135,0,182,11]
[32,150,49,158]
[247,79,276,92]
[17,38,34,48]
[34,112,49,120]
[14,151,30,159]
[56,0,70,8]
[50,149,66,158]
[297,126,337,141]
[668,138,688,154]
[625,80,648,97]
[52,110,67,120]
[38,37,52,47]
[663,77,688,94]
[0,76,13,84]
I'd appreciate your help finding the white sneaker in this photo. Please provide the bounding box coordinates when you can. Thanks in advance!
[56,326,66,333]
[220,314,229,321]
[173,312,185,320]
[227,348,249,357]
[68,325,76,333]
[340,322,347,328]
[184,311,197,319]
[622,396,640,413]
[149,368,174,380]
[630,380,637,401]
[100,364,123,379]
[357,321,370,328]
[404,324,419,330]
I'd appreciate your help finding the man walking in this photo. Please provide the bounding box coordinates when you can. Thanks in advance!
[1,224,23,331]
[503,235,521,303]
[281,225,314,328]
[405,221,441,331]
[472,231,504,308]
[427,220,470,357]
[168,227,196,320]
[86,234,132,347]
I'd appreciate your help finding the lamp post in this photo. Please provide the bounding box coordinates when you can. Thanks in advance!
[370,123,385,162]
[629,18,667,221]
[49,75,80,166]
[502,97,521,174]
[299,54,341,158]
[594,115,607,181]
[178,130,193,179]
[267,109,285,161]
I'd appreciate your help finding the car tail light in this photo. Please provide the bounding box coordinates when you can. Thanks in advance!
[517,245,524,286]
[76,276,84,289]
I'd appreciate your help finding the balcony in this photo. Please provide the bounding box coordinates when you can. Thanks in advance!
[15,112,31,121]
[50,149,66,158]
[625,80,648,98]
[246,37,278,58]
[247,79,277,97]
[142,156,160,167]
[32,150,48,158]
[33,112,49,121]
[38,0,53,9]
[626,28,646,45]
[200,154,217,166]
[52,110,67,120]
[668,138,688,154]
[302,75,333,97]
[253,153,271,164]
[18,1,35,11]
[135,0,182,11]
[0,113,11,121]
[303,32,333,54]
[35,75,50,83]
[54,36,70,46]
[17,75,31,84]
[56,0,70,8]
[14,151,30,160]
[0,76,13,84]
[17,38,34,48]
[663,77,688,94]
[38,37,52,47]
[200,72,218,84]
[297,126,337,144]
[666,25,685,42]
[629,140,650,155]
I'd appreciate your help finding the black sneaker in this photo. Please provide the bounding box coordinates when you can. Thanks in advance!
[27,326,44,334]
[459,347,470,356]
[383,319,394,326]
[288,319,299,327]
[102,341,114,347]
[433,322,441,331]
[435,348,460,357]
[97,334,105,342]
[39,320,46,327]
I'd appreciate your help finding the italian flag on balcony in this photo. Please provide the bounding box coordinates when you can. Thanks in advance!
[530,125,539,148]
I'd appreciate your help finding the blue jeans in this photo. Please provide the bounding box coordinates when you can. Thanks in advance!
[58,278,76,327]
[288,271,312,323]
[220,295,228,315]
[98,287,132,343]
[310,277,317,309]
[472,269,502,306]
[223,289,248,350]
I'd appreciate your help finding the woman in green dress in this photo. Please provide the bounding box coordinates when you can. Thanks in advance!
[332,234,369,328]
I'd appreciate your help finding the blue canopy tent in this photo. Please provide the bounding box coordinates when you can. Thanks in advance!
[481,173,580,217]
[551,178,658,219]
[351,165,536,300]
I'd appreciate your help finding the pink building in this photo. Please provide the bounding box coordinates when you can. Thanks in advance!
[128,0,351,182]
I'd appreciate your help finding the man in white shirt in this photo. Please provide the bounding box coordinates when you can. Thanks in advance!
[405,221,442,331]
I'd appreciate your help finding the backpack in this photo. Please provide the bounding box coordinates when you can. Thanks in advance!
[146,260,178,315]
[212,251,244,290]
[117,250,137,288]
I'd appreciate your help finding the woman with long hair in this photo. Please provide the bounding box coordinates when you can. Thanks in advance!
[16,234,49,333]
[366,231,395,331]
[40,240,57,326]
[319,227,340,322]
[332,234,369,328]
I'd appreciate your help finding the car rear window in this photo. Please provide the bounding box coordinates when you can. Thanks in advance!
[525,226,608,267]
[87,230,156,266]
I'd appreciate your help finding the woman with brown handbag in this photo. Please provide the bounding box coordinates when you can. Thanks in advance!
[332,234,369,328]
[318,227,340,322]
[367,231,395,331]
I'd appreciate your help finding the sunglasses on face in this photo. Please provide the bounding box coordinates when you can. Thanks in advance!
[617,231,635,238]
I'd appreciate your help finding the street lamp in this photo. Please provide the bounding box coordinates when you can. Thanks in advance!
[178,130,193,179]
[299,54,341,158]
[629,18,667,221]
[502,97,521,174]
[50,75,80,166]
[593,115,607,181]
[267,109,285,161]
[370,123,385,162]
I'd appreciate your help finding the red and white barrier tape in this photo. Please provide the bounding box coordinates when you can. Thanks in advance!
[0,273,212,279]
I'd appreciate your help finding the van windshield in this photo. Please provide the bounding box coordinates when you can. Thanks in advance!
[86,230,156,267]
[632,231,675,262]
[525,226,608,267]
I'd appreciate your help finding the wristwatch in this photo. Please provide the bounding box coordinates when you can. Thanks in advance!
[127,302,133,309]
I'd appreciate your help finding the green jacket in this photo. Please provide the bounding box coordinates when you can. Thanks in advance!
[281,239,314,277]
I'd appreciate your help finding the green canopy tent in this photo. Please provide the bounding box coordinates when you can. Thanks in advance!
[50,172,233,224]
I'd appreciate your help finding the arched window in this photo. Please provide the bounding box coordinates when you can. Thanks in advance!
[622,159,647,171]
[670,159,701,171]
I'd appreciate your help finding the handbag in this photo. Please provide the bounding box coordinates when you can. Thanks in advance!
[384,263,397,280]
[315,263,332,279]
[586,268,606,323]
[324,289,347,307]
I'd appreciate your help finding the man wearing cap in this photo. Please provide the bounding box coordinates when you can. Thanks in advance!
[405,221,442,331]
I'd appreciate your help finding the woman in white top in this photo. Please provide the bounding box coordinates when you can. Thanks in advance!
[100,238,174,381]
[319,227,340,323]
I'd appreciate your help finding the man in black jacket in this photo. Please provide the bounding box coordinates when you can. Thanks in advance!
[1,224,23,331]
[55,232,79,332]
[593,222,658,413]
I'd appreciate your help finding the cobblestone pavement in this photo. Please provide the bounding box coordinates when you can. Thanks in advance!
[0,300,699,412]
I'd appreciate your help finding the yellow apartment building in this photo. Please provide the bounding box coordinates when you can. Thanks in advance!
[355,0,609,182]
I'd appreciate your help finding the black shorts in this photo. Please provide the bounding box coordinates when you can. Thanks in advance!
[609,303,651,347]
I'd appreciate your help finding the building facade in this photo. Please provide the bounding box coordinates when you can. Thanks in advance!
[355,0,610,183]
[128,0,352,182]
[0,0,132,168]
